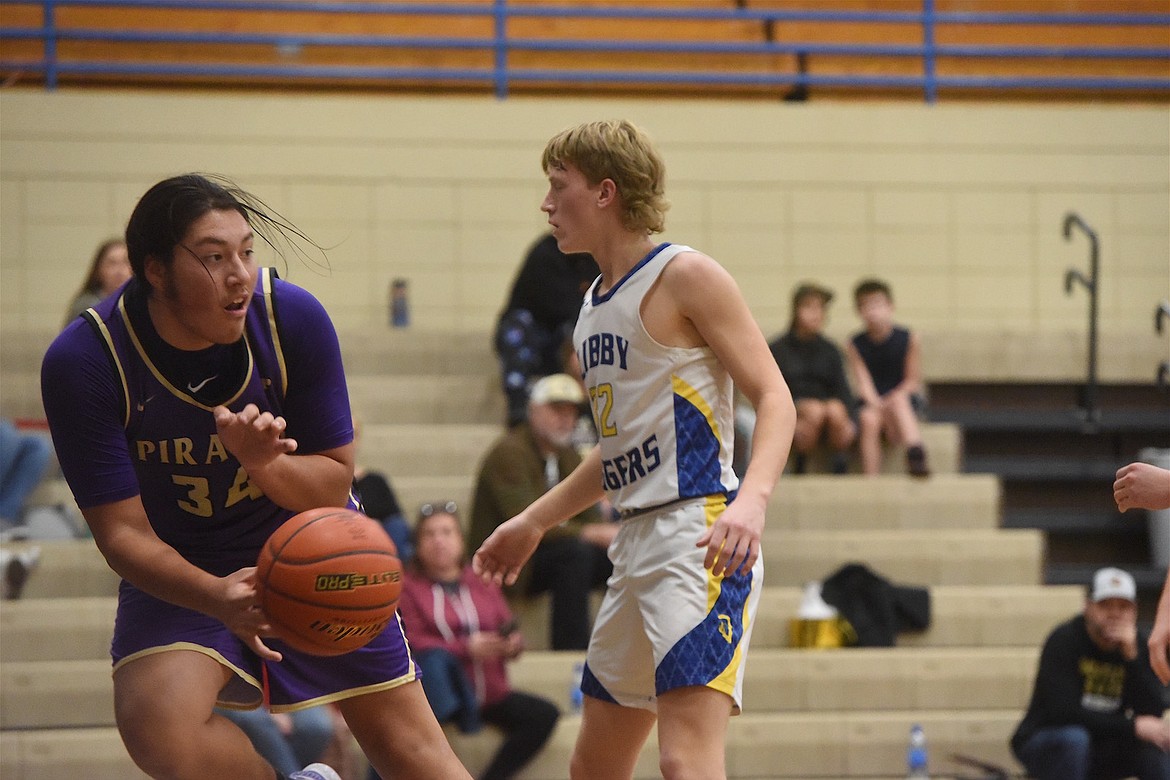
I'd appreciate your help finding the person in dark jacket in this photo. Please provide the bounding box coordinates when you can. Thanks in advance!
[1011,566,1170,780]
[768,282,856,474]
[494,233,599,426]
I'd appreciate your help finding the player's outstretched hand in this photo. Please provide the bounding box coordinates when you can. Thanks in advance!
[1113,462,1170,513]
[216,566,282,663]
[473,516,543,587]
[214,404,297,473]
[696,498,763,578]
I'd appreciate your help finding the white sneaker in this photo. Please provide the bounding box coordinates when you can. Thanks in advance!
[288,765,342,780]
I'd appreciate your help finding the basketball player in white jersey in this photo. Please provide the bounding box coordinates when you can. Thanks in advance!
[474,120,796,780]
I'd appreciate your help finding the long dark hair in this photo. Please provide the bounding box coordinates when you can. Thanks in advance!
[78,238,126,295]
[125,173,325,291]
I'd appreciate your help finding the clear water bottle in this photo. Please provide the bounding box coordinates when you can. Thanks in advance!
[906,723,929,779]
[568,661,585,713]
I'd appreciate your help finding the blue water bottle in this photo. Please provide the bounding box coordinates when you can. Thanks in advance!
[906,723,929,778]
[569,661,584,713]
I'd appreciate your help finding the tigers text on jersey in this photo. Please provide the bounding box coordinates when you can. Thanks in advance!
[573,243,738,513]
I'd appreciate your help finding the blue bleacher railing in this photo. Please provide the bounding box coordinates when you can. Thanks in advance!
[0,0,1167,102]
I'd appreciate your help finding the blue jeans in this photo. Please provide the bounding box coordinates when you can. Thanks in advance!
[414,648,481,733]
[1015,724,1170,780]
[218,705,334,775]
[0,420,51,523]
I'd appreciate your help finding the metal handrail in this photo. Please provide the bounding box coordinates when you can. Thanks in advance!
[1062,213,1101,427]
[1156,301,1170,390]
[1,0,1168,101]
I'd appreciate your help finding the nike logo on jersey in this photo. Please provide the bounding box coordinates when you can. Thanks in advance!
[187,375,218,393]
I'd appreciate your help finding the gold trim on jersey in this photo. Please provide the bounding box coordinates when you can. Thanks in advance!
[701,494,752,707]
[671,373,723,442]
[119,294,255,412]
[258,268,289,399]
[112,641,262,693]
[83,307,131,428]
[269,666,419,714]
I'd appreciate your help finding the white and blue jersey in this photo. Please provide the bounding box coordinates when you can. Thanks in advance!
[572,243,760,714]
[574,242,739,514]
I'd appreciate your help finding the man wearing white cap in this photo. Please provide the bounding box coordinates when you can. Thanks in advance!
[469,374,616,650]
[1011,566,1170,780]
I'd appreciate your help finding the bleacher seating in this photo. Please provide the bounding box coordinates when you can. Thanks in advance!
[0,321,1109,780]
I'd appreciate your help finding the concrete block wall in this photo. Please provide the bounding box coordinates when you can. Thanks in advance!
[1,91,1166,381]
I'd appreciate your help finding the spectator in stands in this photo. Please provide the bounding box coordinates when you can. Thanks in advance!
[63,238,132,326]
[558,335,600,456]
[352,415,413,564]
[768,282,857,474]
[394,502,559,780]
[845,278,930,478]
[0,417,53,534]
[469,374,615,650]
[1114,461,1170,685]
[217,705,338,778]
[1011,566,1170,780]
[494,233,599,426]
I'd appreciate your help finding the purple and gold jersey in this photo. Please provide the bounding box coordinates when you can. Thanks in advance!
[41,271,417,711]
[43,269,354,575]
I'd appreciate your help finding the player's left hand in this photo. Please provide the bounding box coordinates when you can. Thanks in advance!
[696,497,764,578]
[214,404,297,473]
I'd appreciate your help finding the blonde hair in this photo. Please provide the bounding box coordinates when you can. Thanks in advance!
[541,120,670,235]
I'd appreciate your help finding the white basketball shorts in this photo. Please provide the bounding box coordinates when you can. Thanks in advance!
[581,494,763,714]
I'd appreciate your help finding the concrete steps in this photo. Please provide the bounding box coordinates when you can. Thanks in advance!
[0,709,1025,780]
[0,326,1075,780]
[1,523,1040,607]
[514,583,1083,653]
[389,471,998,533]
[0,647,1041,731]
[0,584,1084,663]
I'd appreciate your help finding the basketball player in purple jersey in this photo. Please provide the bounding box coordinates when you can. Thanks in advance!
[41,175,471,780]
[475,121,796,779]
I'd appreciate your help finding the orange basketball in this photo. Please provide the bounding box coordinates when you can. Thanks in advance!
[256,507,402,656]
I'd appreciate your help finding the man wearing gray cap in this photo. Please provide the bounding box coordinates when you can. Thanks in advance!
[1011,566,1170,780]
